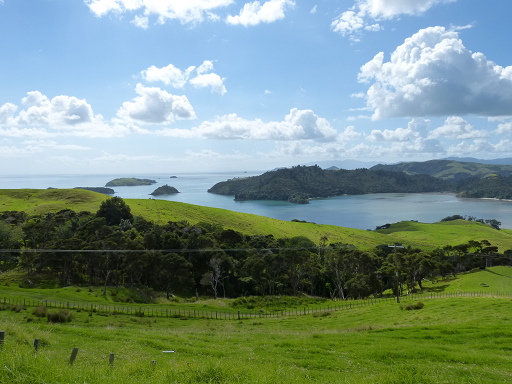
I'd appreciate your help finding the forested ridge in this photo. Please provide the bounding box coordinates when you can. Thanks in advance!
[208,165,452,203]
[1,197,511,302]
[371,159,512,181]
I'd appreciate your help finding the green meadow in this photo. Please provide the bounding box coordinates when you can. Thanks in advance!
[1,189,512,250]
[0,268,511,383]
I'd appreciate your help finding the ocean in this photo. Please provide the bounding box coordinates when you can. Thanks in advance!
[1,172,512,230]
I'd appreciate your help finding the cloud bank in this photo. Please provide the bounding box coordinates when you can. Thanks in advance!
[157,108,340,141]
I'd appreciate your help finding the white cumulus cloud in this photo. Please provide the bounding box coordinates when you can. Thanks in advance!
[189,73,227,95]
[157,108,338,142]
[117,83,196,125]
[226,0,294,26]
[85,0,234,25]
[331,11,364,37]
[131,15,149,29]
[367,127,415,142]
[142,64,195,88]
[428,116,489,140]
[359,27,512,119]
[141,60,227,94]
[333,0,456,39]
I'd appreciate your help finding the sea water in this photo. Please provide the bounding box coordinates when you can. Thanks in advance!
[1,172,511,230]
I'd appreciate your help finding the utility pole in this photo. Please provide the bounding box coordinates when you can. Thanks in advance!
[388,244,405,303]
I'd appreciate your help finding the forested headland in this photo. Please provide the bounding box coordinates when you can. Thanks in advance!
[1,197,511,302]
[208,164,512,202]
[208,165,451,203]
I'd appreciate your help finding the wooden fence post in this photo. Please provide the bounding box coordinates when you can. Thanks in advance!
[34,339,40,351]
[0,331,5,347]
[109,353,115,366]
[70,347,79,366]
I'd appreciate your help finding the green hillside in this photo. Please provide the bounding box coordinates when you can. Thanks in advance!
[371,159,512,181]
[2,189,512,251]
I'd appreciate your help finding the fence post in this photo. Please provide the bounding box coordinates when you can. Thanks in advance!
[0,331,4,347]
[34,338,40,351]
[109,353,115,366]
[69,347,79,366]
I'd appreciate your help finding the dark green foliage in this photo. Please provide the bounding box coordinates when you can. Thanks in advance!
[2,205,512,302]
[105,178,156,187]
[401,302,424,310]
[47,309,74,323]
[208,165,452,202]
[150,185,179,195]
[440,215,465,222]
[312,311,331,317]
[96,197,133,226]
[455,175,512,200]
[371,159,512,181]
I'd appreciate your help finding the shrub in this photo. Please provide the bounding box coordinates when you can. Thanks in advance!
[312,311,331,317]
[47,309,74,323]
[33,306,48,318]
[12,305,25,313]
[401,302,424,311]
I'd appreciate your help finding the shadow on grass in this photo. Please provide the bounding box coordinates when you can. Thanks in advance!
[482,269,512,278]
[423,284,450,293]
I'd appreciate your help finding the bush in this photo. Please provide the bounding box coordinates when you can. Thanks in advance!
[401,302,424,311]
[11,304,25,313]
[312,311,331,317]
[47,309,74,323]
[33,306,48,317]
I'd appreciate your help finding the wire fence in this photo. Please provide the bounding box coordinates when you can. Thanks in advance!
[1,289,511,321]
[1,290,511,370]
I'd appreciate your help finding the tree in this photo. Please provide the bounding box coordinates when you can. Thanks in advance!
[96,197,133,226]
[485,219,501,230]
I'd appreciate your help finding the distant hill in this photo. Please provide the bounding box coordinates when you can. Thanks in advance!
[371,160,512,182]
[208,165,451,203]
[300,159,381,169]
[105,178,156,187]
[442,157,512,165]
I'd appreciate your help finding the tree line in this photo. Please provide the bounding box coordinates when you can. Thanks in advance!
[1,197,511,302]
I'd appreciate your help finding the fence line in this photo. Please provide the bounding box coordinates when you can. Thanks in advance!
[1,290,511,321]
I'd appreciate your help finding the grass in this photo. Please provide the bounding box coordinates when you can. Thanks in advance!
[1,297,512,383]
[0,268,511,382]
[2,189,512,250]
[423,266,512,293]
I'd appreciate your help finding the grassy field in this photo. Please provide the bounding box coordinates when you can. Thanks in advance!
[1,296,512,383]
[1,268,512,382]
[2,189,512,251]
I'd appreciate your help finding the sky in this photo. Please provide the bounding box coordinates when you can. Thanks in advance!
[1,0,512,174]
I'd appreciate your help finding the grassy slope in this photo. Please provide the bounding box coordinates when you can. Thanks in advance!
[2,189,512,250]
[375,220,512,251]
[425,266,512,293]
[1,297,512,383]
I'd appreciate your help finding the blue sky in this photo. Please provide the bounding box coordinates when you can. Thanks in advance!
[1,0,512,174]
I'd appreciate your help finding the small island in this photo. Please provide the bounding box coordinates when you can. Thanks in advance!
[170,176,177,178]
[150,185,180,195]
[74,187,115,195]
[105,178,156,187]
